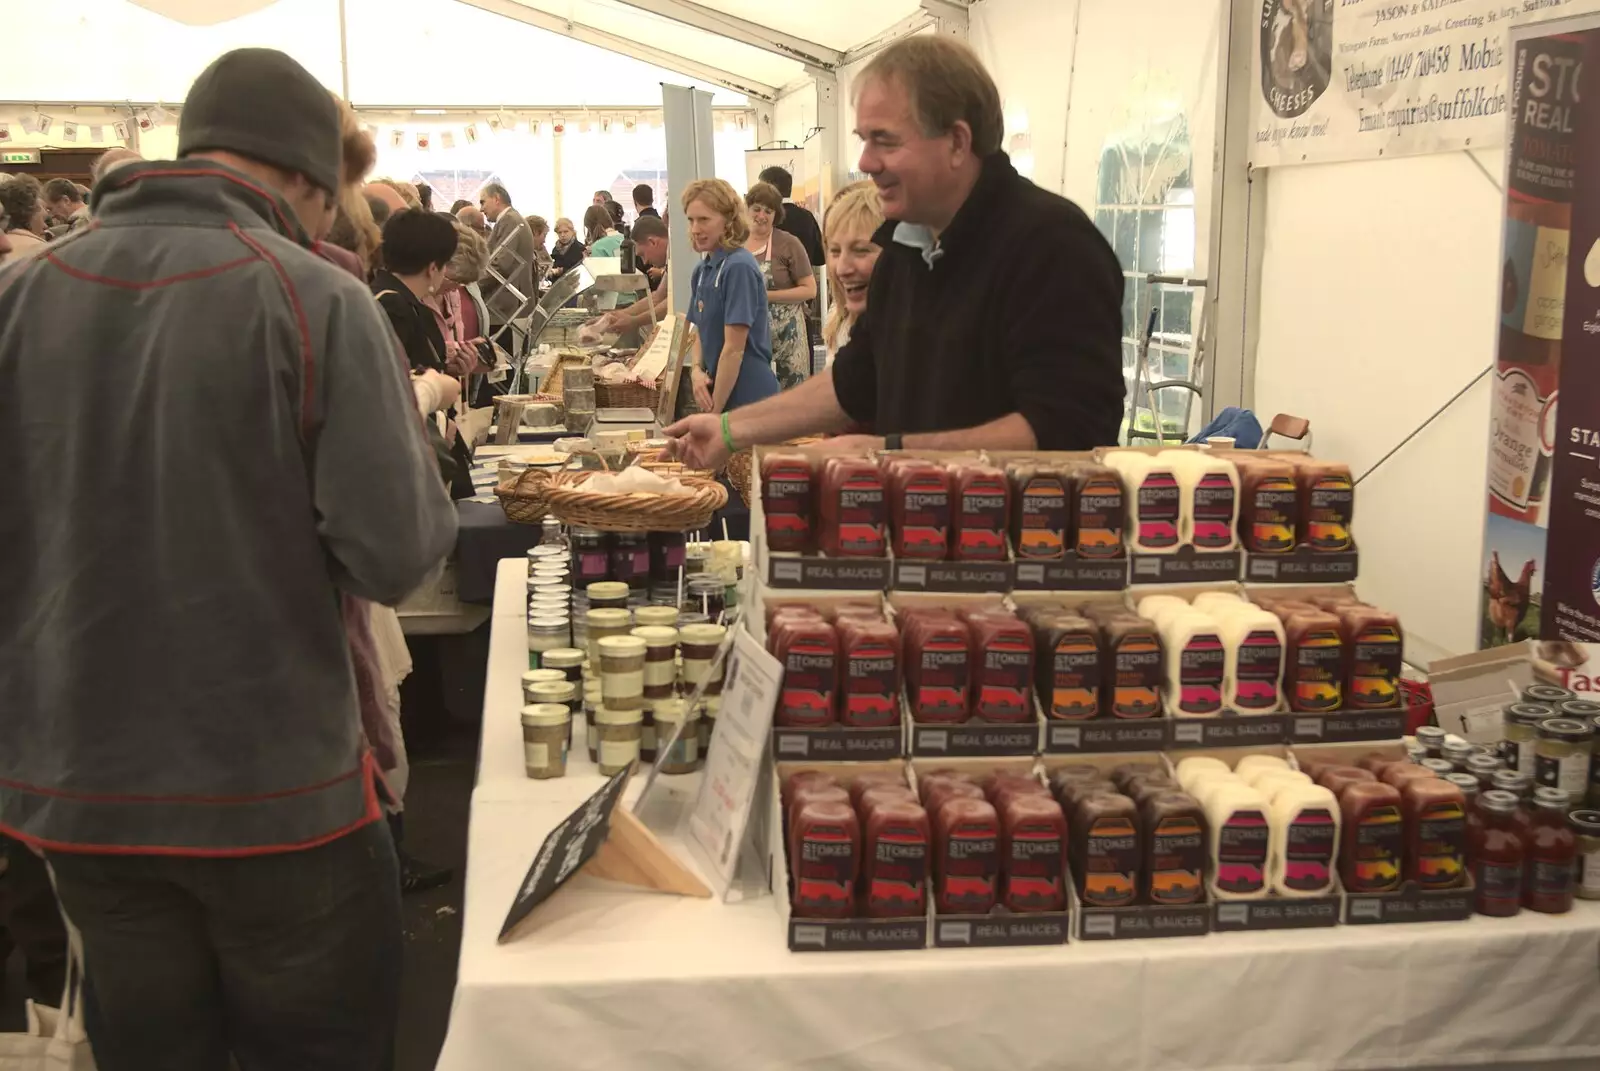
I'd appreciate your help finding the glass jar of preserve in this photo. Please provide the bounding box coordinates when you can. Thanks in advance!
[1492,768,1533,800]
[1472,790,1524,917]
[1536,717,1594,806]
[1443,773,1481,867]
[1524,788,1577,914]
[520,703,571,780]
[568,526,608,585]
[593,705,643,776]
[1415,725,1446,759]
[1440,739,1475,772]
[1569,809,1600,902]
[1465,753,1502,792]
[1419,758,1456,779]
[1504,702,1557,776]
[584,607,634,666]
[587,581,631,611]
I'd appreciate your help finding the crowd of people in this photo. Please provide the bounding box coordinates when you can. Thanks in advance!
[0,30,1124,1071]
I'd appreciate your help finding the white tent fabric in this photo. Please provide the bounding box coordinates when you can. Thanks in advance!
[1,0,926,107]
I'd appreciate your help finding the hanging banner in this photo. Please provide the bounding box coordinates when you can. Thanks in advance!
[1251,0,1581,167]
[1480,12,1600,648]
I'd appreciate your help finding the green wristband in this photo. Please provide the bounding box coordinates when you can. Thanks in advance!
[720,411,738,453]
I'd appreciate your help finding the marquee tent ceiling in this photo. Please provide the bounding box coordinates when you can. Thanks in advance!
[2,0,936,107]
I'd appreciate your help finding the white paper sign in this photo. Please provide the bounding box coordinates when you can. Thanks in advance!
[687,629,781,900]
[630,313,677,386]
[1250,0,1578,167]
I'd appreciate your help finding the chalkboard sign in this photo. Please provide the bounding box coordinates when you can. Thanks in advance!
[498,768,631,942]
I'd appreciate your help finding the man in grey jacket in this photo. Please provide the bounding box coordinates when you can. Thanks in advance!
[0,48,455,1070]
[478,181,536,332]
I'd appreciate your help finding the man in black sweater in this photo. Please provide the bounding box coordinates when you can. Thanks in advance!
[667,36,1124,462]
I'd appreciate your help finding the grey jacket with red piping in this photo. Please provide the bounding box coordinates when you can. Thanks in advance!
[0,159,456,855]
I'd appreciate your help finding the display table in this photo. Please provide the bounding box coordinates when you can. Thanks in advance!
[435,560,1600,1071]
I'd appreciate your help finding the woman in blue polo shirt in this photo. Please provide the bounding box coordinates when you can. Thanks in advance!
[680,178,779,419]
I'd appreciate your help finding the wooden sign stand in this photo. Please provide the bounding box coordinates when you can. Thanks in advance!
[585,806,712,898]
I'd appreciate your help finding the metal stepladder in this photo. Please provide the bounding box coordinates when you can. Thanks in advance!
[1126,271,1208,448]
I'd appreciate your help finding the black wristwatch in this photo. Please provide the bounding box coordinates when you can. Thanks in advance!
[884,433,903,451]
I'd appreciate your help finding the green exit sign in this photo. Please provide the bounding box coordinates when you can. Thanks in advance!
[1,150,39,165]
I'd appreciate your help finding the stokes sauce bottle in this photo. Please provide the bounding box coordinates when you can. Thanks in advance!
[1143,791,1205,905]
[761,452,815,553]
[903,613,971,723]
[1282,610,1345,713]
[935,798,1000,914]
[1337,605,1404,710]
[1234,457,1299,553]
[963,611,1033,723]
[837,617,900,728]
[1007,462,1070,561]
[1072,464,1125,559]
[1294,460,1355,552]
[1402,778,1467,890]
[790,800,859,919]
[1001,795,1068,912]
[1030,612,1100,720]
[950,463,1010,561]
[1097,613,1164,719]
[862,799,929,918]
[1073,792,1140,907]
[886,458,951,560]
[1340,781,1404,893]
[819,457,886,557]
[771,619,838,727]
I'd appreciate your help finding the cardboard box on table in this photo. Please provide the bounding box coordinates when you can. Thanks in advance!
[908,757,1070,948]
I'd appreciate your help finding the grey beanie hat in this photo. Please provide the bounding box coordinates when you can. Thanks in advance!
[178,48,340,195]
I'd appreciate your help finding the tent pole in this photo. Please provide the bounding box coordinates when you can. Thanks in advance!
[338,0,351,100]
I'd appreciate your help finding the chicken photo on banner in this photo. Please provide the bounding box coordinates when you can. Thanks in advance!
[1482,513,1546,648]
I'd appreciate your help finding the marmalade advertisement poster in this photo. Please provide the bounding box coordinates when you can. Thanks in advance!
[1250,0,1576,167]
[1480,16,1600,647]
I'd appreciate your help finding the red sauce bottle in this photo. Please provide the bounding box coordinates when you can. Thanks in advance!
[787,783,850,835]
[846,770,910,808]
[1283,610,1344,713]
[1523,787,1576,914]
[949,463,1010,561]
[1471,789,1524,917]
[1073,792,1141,907]
[819,457,886,557]
[986,771,1050,812]
[760,452,815,553]
[1402,778,1467,889]
[1381,763,1438,791]
[862,799,930,918]
[1072,464,1125,559]
[922,779,985,818]
[902,612,970,723]
[836,617,900,728]
[1007,462,1070,561]
[963,611,1034,722]
[1001,795,1067,912]
[790,800,859,919]
[1336,606,1405,711]
[886,458,950,560]
[1340,780,1404,893]
[772,619,838,728]
[858,785,918,817]
[935,797,1000,914]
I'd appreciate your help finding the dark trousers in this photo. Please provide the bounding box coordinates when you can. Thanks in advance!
[0,835,68,1004]
[47,820,400,1071]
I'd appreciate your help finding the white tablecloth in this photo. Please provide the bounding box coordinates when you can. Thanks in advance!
[435,560,1600,1071]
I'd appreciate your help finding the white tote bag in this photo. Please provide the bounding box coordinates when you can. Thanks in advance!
[0,926,96,1071]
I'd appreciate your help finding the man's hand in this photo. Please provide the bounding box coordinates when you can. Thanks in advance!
[664,413,732,470]
[415,368,462,411]
[690,368,714,413]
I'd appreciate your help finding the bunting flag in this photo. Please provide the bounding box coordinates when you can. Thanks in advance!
[35,114,53,136]
[89,125,104,140]
[440,129,455,150]
[415,131,431,151]
[0,123,10,143]
[62,122,78,143]
[623,115,637,133]
[464,122,478,144]
[113,121,129,140]
[391,127,405,149]
[136,110,153,132]
[486,114,502,133]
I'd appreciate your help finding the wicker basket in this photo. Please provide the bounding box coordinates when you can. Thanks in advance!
[633,448,713,480]
[544,469,727,532]
[595,380,661,410]
[493,466,556,525]
[727,437,823,506]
